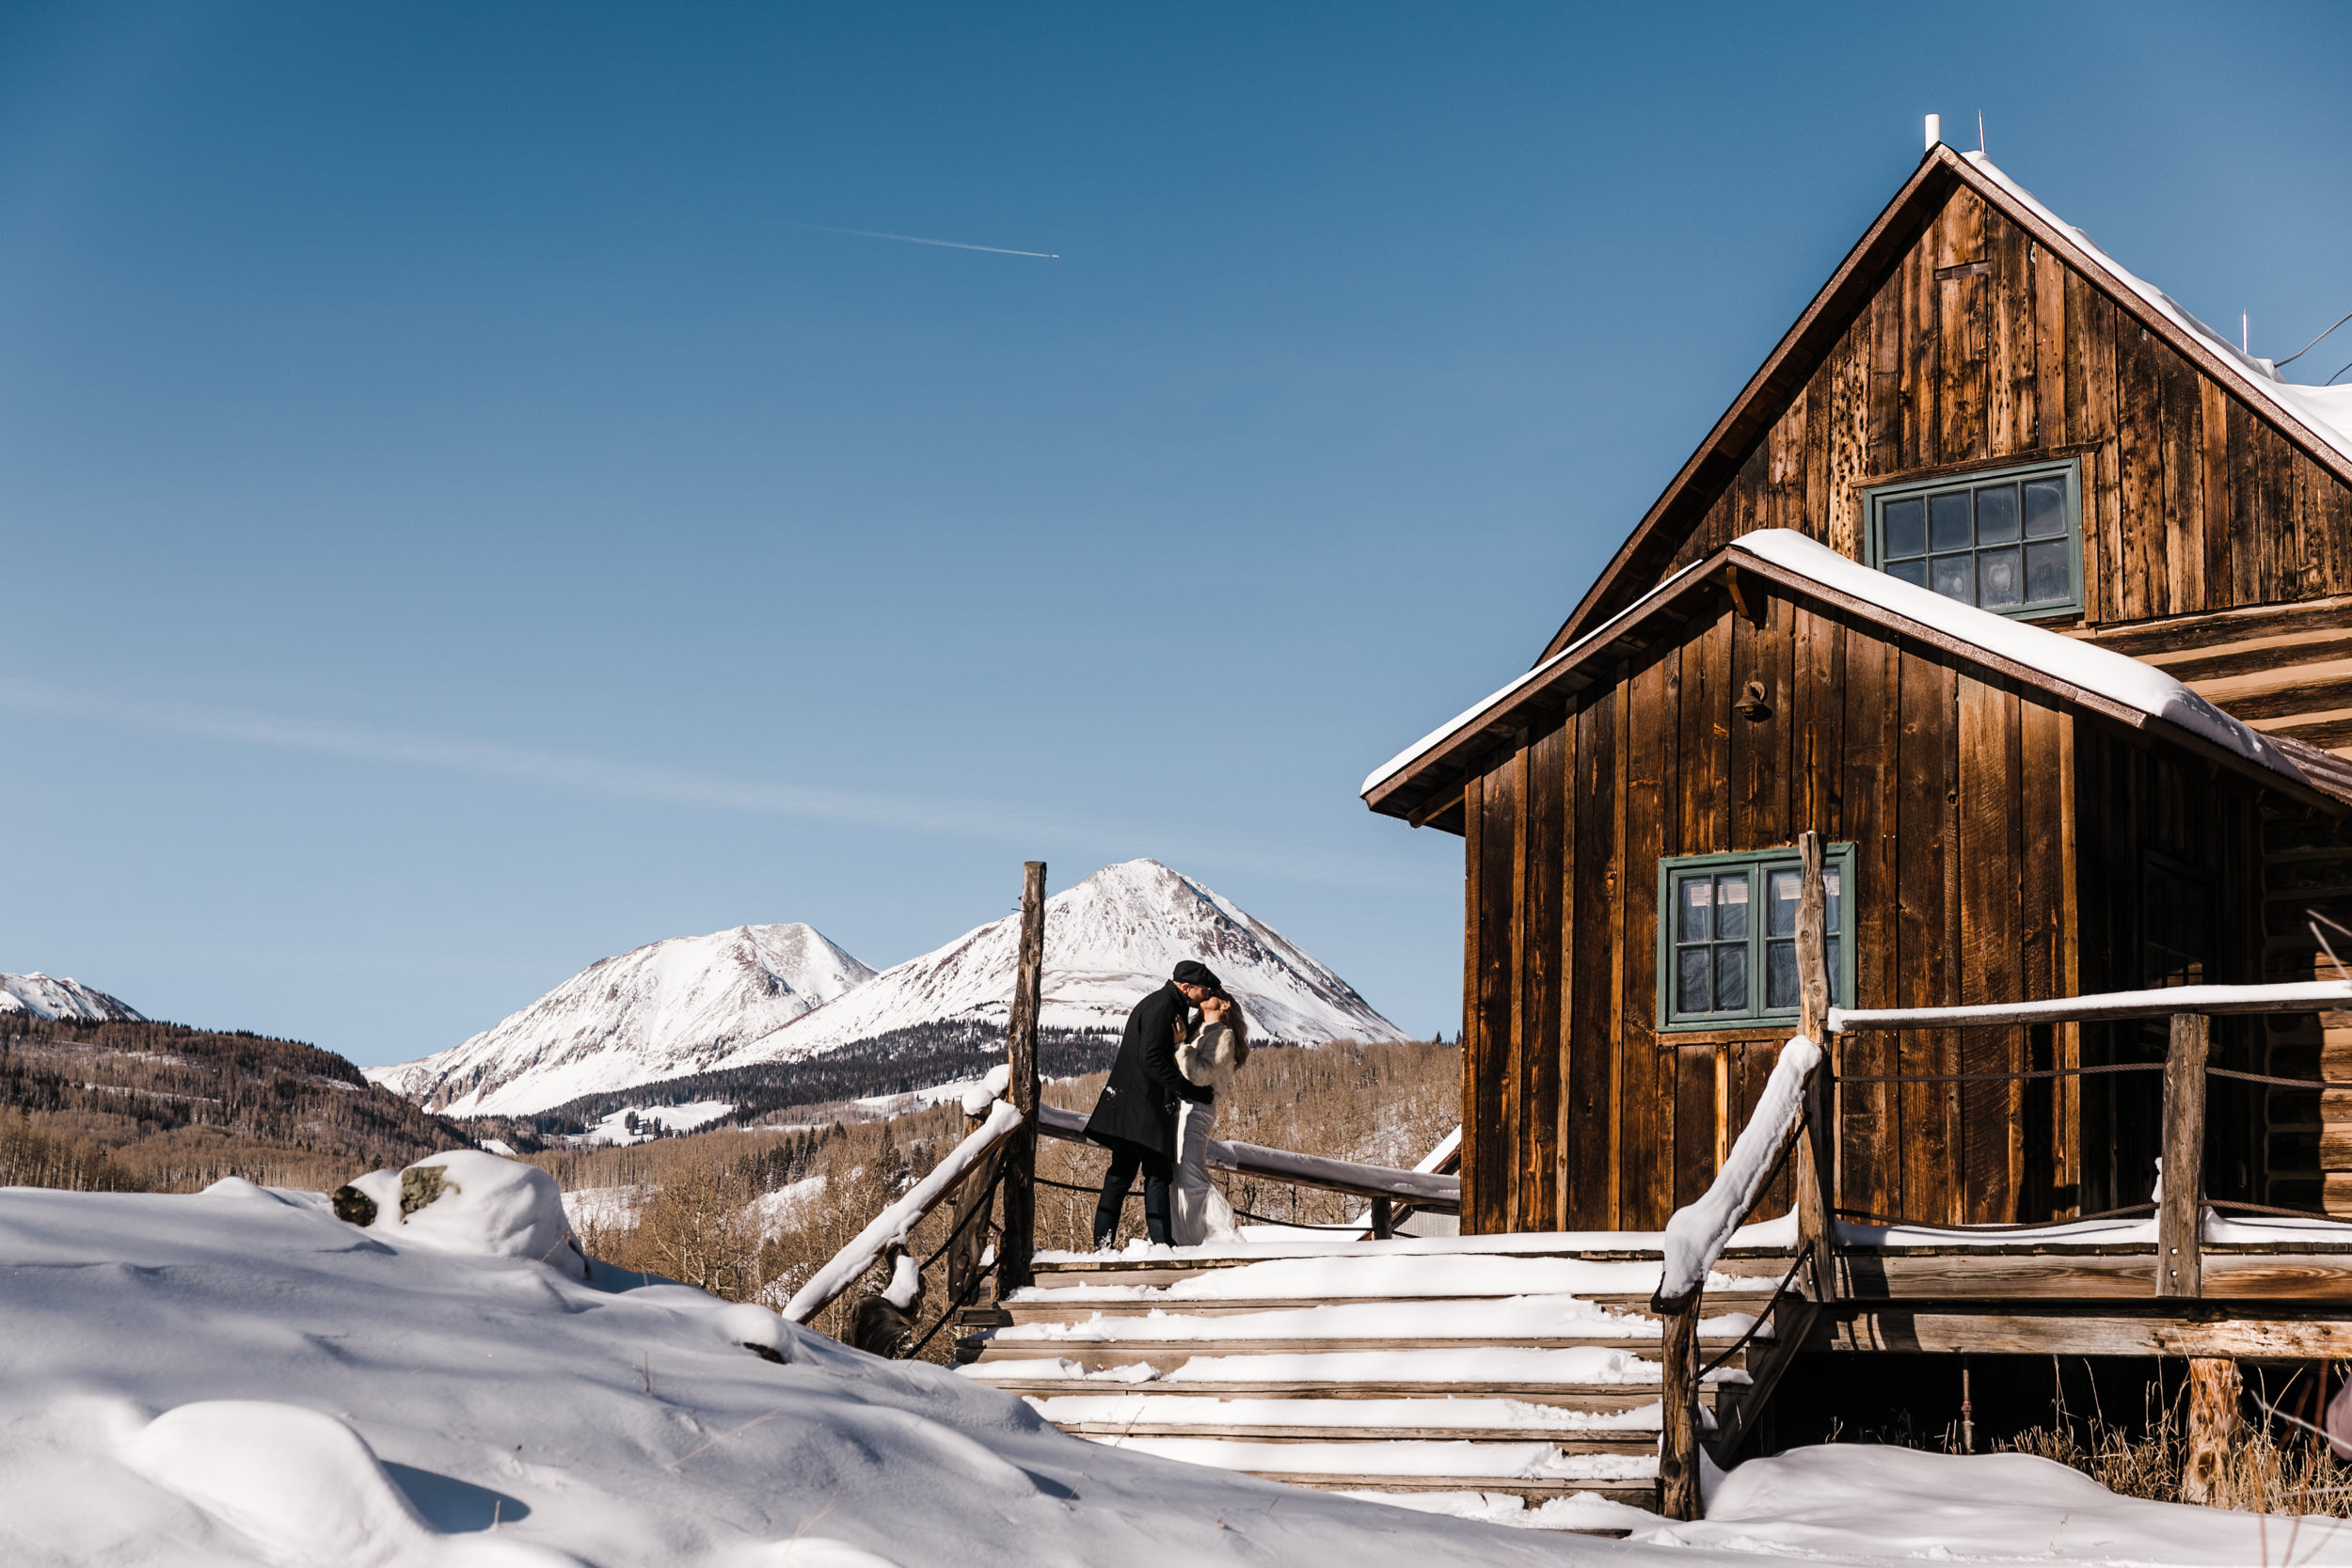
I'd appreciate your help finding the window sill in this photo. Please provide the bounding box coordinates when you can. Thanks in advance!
[1651,1024,1808,1047]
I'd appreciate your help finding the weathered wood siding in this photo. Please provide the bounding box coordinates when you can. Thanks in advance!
[1457,582,2278,1234]
[1645,186,2352,633]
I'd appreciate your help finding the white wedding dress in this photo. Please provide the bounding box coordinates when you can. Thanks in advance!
[1171,1022,1245,1246]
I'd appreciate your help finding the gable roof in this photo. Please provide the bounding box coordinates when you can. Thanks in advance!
[1537,145,2352,662]
[1361,529,2350,828]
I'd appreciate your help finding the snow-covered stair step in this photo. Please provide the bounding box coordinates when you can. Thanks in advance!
[1081,1434,1660,1502]
[1018,1251,1711,1302]
[959,1344,1753,1399]
[1025,1392,1671,1449]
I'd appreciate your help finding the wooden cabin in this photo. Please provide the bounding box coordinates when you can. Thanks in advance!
[1364,141,2352,1239]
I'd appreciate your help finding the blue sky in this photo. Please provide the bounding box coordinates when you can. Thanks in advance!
[3,3,2347,1067]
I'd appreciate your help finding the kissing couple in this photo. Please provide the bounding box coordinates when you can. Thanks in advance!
[1080,959,1251,1249]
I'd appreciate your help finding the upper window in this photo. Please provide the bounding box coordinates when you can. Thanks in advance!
[1867,458,2083,619]
[1656,845,1857,1032]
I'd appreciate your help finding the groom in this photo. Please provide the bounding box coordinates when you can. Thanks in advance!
[1082,959,1219,1250]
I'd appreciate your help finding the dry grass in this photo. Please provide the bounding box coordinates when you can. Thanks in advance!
[1994,1382,2352,1517]
[550,1038,1459,1360]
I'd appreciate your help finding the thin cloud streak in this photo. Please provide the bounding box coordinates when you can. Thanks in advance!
[787,221,1060,259]
[0,676,1437,893]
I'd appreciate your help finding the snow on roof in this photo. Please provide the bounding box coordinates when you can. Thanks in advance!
[1730,529,2309,786]
[1963,151,2352,467]
[1359,557,1710,799]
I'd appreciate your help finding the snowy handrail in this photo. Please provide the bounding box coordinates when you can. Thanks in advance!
[783,1091,1025,1325]
[1828,979,2352,1032]
[1651,1035,1823,1313]
[1033,1102,1460,1211]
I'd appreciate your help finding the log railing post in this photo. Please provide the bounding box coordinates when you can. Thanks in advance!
[996,862,1047,1297]
[1371,1196,1392,1241]
[1793,831,1836,1302]
[2155,1011,2207,1298]
[946,1105,1008,1311]
[1658,1298,1701,1520]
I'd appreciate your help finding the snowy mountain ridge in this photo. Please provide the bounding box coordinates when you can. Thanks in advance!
[0,972,145,1022]
[366,924,874,1117]
[369,861,1410,1119]
[712,859,1410,1073]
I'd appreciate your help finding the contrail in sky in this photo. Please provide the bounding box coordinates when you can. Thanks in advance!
[0,675,1435,892]
[787,221,1059,260]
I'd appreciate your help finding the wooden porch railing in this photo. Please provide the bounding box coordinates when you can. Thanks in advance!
[1648,830,2352,1520]
[787,859,1464,1351]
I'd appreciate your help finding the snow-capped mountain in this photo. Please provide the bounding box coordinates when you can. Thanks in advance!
[366,925,874,1117]
[0,972,145,1022]
[708,859,1410,1069]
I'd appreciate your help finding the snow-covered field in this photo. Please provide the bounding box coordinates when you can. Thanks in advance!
[8,1170,2352,1567]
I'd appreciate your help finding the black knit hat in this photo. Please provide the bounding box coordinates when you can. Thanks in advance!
[1171,959,1223,990]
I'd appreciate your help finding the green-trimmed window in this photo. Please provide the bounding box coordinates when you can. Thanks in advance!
[1657,845,1857,1031]
[1866,458,2083,619]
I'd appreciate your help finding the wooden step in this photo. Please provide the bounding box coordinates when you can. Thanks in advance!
[1294,1475,1661,1507]
[977,1296,1677,1325]
[961,1374,1742,1409]
[1049,1429,1656,1457]
[961,1338,1754,1371]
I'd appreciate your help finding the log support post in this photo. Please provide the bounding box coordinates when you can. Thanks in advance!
[1371,1196,1393,1241]
[2181,1356,2241,1506]
[1659,1299,1702,1521]
[996,862,1047,1298]
[1794,831,1836,1302]
[2156,1012,2207,1299]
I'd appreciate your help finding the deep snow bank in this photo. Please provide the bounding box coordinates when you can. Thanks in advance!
[0,1181,1586,1567]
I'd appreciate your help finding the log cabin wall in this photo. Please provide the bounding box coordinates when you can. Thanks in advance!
[1644,182,2352,634]
[1456,580,2279,1236]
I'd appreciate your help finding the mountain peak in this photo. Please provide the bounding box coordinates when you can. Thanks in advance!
[365,923,875,1117]
[0,973,145,1022]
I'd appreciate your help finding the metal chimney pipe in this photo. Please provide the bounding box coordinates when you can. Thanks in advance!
[1925,114,1942,150]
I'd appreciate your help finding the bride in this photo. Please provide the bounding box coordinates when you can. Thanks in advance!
[1171,990,1248,1245]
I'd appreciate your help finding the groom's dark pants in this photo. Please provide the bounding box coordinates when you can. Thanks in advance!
[1092,1139,1172,1248]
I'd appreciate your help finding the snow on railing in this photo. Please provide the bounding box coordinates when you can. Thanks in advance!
[784,1092,1023,1325]
[1655,1035,1821,1311]
[1828,979,2352,1031]
[1033,1102,1460,1210]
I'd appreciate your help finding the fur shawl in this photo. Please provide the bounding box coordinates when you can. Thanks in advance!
[1176,1021,1248,1095]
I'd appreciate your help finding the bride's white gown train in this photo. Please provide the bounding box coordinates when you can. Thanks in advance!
[1171,1099,1241,1245]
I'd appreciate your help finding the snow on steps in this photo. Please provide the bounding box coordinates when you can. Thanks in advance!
[955,1236,1799,1529]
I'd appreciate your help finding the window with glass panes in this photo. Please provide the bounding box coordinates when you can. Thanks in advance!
[1657,845,1857,1031]
[1867,459,2081,618]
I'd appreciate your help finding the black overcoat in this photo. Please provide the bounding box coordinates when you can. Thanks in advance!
[1082,981,1208,1162]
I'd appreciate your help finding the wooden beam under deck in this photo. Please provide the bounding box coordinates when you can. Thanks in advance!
[1818,1309,2352,1359]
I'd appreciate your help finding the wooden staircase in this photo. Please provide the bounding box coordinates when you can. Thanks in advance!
[954,1238,1797,1530]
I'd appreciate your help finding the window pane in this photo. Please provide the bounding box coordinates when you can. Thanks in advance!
[1713,944,1748,1013]
[1678,877,1711,942]
[2026,539,2069,603]
[1766,939,1799,1009]
[1975,483,2019,543]
[1715,874,1749,939]
[2023,477,2067,538]
[1979,546,2022,608]
[1931,553,1974,602]
[1883,498,1927,559]
[1823,868,1841,928]
[1825,935,1842,1006]
[1677,948,1710,1014]
[1930,490,1973,551]
[1767,869,1799,936]
[1887,558,1929,589]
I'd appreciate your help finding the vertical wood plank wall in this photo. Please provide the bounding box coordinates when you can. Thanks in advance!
[1456,586,2273,1234]
[1646,188,2352,625]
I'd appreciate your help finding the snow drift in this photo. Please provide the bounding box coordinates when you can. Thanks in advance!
[0,1180,1601,1567]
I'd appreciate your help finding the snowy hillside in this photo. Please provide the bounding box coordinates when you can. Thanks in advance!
[0,972,144,1022]
[713,859,1411,1070]
[0,1178,1592,1567]
[367,925,874,1117]
[0,1175,2328,1567]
